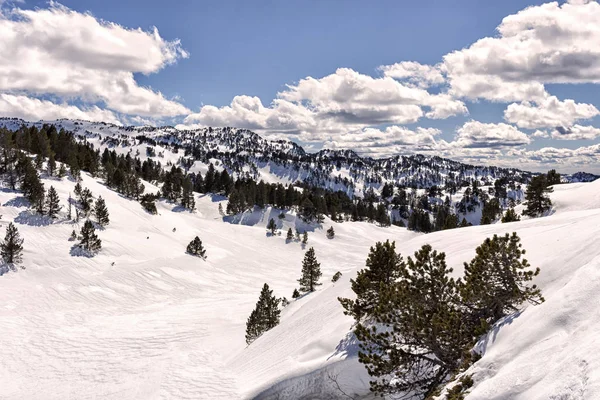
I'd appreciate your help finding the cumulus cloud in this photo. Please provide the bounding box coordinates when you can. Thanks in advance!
[378,61,445,88]
[0,3,189,118]
[0,94,120,124]
[453,120,531,148]
[504,96,599,129]
[185,68,467,140]
[550,124,600,140]
[442,1,600,101]
[323,126,442,158]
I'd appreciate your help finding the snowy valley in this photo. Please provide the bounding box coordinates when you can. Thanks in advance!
[0,120,599,399]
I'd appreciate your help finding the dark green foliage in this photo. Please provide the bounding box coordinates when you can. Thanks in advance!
[79,220,101,253]
[267,218,277,235]
[292,288,300,299]
[408,208,432,232]
[446,375,474,400]
[332,271,342,283]
[480,198,501,225]
[245,283,281,344]
[326,226,335,239]
[501,208,520,223]
[140,193,158,214]
[286,228,293,242]
[523,175,553,217]
[354,245,471,397]
[1,222,24,266]
[21,159,45,214]
[302,231,308,245]
[180,176,195,211]
[460,233,544,326]
[339,240,404,320]
[78,187,94,217]
[186,236,206,258]
[69,230,77,241]
[45,186,61,218]
[375,204,391,226]
[298,247,322,292]
[94,196,110,226]
[546,169,561,186]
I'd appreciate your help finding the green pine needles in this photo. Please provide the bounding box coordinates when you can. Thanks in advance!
[340,232,544,398]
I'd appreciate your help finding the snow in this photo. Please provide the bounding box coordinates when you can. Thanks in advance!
[0,133,600,398]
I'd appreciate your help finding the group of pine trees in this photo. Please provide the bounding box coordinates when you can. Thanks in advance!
[338,233,543,397]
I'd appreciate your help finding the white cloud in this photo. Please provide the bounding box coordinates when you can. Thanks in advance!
[0,94,120,124]
[443,1,600,102]
[453,120,531,148]
[550,124,600,140]
[185,68,467,141]
[0,3,189,118]
[504,96,599,129]
[378,61,445,88]
[323,126,442,158]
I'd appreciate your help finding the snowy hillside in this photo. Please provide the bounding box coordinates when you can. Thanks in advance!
[1,119,600,399]
[0,160,599,399]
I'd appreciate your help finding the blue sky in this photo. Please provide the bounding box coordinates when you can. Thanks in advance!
[1,0,600,172]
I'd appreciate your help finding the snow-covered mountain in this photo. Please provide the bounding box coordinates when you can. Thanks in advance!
[1,118,600,399]
[3,117,594,197]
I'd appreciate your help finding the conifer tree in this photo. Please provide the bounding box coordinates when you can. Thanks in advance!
[292,288,300,299]
[94,196,110,227]
[22,163,45,214]
[78,188,94,216]
[286,228,293,242]
[186,236,206,258]
[267,218,277,235]
[1,222,24,266]
[79,220,101,253]
[354,244,471,397]
[460,233,544,326]
[47,154,56,176]
[501,208,520,223]
[302,231,308,245]
[140,194,158,214]
[67,193,73,220]
[45,186,61,218]
[339,240,403,320]
[326,226,335,239]
[57,163,67,179]
[69,230,77,241]
[245,283,281,344]
[523,175,553,217]
[298,247,322,292]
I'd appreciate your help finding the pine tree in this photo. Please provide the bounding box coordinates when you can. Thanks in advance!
[339,240,403,320]
[267,218,277,235]
[94,196,110,227]
[47,154,56,176]
[523,175,553,217]
[78,188,94,216]
[546,169,561,185]
[67,193,73,220]
[354,244,472,397]
[501,208,521,223]
[245,283,281,345]
[286,228,293,242]
[45,186,61,218]
[140,193,158,215]
[292,288,300,299]
[332,271,342,282]
[186,236,206,258]
[326,226,335,239]
[302,231,308,245]
[69,230,77,241]
[298,247,322,292]
[1,222,24,266]
[79,220,101,253]
[22,164,45,214]
[57,163,67,179]
[461,233,544,326]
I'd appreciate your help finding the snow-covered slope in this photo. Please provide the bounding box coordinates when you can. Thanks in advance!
[1,122,600,399]
[231,180,600,399]
[0,168,414,399]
